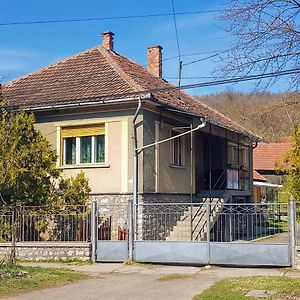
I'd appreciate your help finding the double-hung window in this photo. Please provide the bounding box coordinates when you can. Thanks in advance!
[171,131,183,166]
[61,124,105,165]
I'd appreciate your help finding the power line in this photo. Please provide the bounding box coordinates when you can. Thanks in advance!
[163,50,223,62]
[183,48,232,66]
[0,10,223,27]
[170,0,183,87]
[163,68,300,91]
[5,68,298,128]
[171,0,181,60]
[165,76,226,80]
[32,68,300,106]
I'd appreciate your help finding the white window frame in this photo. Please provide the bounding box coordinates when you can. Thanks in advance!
[170,131,185,167]
[63,135,105,166]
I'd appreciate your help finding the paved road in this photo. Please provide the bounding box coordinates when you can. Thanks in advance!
[2,263,299,300]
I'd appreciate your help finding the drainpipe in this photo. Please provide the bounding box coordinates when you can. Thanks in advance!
[130,98,142,260]
[132,98,142,206]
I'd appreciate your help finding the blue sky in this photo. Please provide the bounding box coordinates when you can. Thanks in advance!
[0,0,289,95]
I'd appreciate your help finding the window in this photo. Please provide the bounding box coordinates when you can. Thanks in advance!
[61,124,105,166]
[171,131,183,166]
[227,142,249,170]
[65,137,76,165]
[227,169,239,190]
[227,142,250,191]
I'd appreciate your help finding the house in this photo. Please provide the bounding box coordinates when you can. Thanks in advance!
[2,31,260,206]
[253,142,292,202]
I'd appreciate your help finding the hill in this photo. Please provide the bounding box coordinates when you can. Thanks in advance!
[197,92,300,142]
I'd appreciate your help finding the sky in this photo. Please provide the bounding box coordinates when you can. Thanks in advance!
[0,0,291,95]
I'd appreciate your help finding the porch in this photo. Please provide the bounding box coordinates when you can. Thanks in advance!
[194,130,252,203]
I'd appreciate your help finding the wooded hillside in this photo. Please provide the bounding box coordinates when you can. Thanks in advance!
[197,92,300,142]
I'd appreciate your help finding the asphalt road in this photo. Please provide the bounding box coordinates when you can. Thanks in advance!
[2,263,297,300]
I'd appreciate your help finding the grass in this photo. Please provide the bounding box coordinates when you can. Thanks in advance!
[267,219,289,232]
[158,273,195,281]
[0,263,87,297]
[123,260,154,268]
[18,258,92,266]
[194,276,300,300]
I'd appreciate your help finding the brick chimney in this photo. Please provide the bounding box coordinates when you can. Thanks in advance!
[102,31,114,51]
[147,45,163,78]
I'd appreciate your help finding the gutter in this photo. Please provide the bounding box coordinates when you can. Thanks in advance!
[18,90,260,141]
[17,93,152,112]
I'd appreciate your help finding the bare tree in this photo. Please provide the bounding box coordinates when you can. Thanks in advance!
[219,0,300,88]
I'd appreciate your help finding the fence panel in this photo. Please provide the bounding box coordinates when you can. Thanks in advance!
[211,203,289,244]
[0,208,13,243]
[135,202,289,243]
[134,202,291,266]
[0,205,91,243]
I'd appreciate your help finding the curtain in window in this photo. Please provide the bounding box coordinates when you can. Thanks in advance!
[65,137,76,165]
[80,136,92,163]
[96,135,105,163]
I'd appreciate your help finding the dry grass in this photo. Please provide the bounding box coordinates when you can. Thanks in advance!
[158,273,195,281]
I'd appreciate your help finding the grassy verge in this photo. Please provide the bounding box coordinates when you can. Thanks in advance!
[158,273,195,281]
[194,276,300,300]
[18,258,92,266]
[0,264,87,297]
[123,260,154,268]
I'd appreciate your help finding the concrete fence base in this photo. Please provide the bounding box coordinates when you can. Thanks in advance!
[0,242,91,261]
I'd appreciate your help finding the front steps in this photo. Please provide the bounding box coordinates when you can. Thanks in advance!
[166,196,229,241]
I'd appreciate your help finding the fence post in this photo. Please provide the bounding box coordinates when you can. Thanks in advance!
[91,201,97,263]
[206,201,211,265]
[289,196,296,269]
[128,200,134,260]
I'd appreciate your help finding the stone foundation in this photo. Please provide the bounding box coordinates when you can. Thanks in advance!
[90,193,191,241]
[90,192,191,205]
[0,242,91,261]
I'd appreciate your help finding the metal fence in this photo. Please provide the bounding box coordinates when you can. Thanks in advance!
[296,202,300,247]
[136,202,290,244]
[97,204,128,241]
[0,205,91,242]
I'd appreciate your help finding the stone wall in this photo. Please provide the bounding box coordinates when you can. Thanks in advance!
[91,193,191,241]
[0,242,91,261]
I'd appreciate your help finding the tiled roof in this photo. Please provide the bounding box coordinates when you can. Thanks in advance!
[3,46,257,139]
[253,142,292,171]
[253,170,267,182]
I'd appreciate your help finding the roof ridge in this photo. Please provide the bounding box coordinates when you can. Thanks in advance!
[98,46,145,93]
[100,48,254,135]
[4,46,100,88]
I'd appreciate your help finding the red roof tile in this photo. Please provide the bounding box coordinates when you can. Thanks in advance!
[253,142,292,171]
[3,46,257,139]
[253,170,267,182]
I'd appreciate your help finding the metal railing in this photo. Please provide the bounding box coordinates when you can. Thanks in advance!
[0,205,91,243]
[296,202,300,247]
[135,202,290,244]
[192,170,229,241]
[211,202,289,243]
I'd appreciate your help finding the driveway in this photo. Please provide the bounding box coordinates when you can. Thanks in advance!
[2,263,299,300]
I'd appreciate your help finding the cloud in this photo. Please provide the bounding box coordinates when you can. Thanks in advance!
[0,47,41,73]
[0,48,40,58]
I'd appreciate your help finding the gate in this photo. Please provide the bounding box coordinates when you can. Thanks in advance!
[93,201,294,267]
[93,203,129,262]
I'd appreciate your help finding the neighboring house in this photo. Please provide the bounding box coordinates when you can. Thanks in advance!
[253,142,292,202]
[2,31,260,205]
